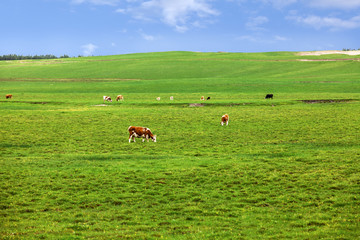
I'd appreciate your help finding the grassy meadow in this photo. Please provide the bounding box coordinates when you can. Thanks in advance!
[1,51,360,239]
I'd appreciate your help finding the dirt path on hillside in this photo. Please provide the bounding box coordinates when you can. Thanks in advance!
[298,50,360,56]
[297,50,360,61]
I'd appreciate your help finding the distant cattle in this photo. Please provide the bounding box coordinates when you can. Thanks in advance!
[221,114,229,126]
[200,96,205,101]
[156,97,161,101]
[5,94,12,99]
[103,96,112,102]
[116,95,124,101]
[207,97,210,100]
[128,126,157,143]
[170,96,174,101]
[265,94,273,99]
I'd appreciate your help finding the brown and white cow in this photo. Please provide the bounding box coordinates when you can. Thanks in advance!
[5,94,12,99]
[200,96,205,101]
[221,114,229,126]
[103,96,112,102]
[116,95,124,101]
[128,126,157,143]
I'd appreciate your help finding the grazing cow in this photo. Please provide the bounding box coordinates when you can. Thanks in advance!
[265,94,273,99]
[170,96,174,101]
[128,126,157,143]
[200,96,205,101]
[156,97,161,101]
[221,114,229,126]
[103,96,112,102]
[5,94,12,99]
[116,95,124,101]
[207,97,210,100]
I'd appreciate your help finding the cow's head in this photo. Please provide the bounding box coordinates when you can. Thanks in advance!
[152,135,157,142]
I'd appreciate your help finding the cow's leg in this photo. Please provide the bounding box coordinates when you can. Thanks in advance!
[129,133,136,143]
[226,120,229,126]
[221,121,224,126]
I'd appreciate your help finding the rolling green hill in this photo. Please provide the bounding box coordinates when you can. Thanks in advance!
[1,51,360,103]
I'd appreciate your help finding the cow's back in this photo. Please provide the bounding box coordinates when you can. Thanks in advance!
[128,126,145,135]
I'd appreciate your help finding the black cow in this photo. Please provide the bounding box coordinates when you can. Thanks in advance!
[265,94,273,99]
[207,97,211,100]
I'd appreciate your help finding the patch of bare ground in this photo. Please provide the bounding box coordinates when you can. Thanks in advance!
[298,50,360,56]
[299,99,356,104]
[227,103,252,106]
[0,101,64,104]
[30,102,50,104]
[93,104,109,107]
[297,50,360,61]
[189,103,205,107]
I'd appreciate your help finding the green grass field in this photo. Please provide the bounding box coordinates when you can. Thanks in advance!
[1,51,360,239]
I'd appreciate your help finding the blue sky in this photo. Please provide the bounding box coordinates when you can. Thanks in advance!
[1,0,359,56]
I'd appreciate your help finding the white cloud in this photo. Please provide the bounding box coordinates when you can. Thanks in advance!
[230,0,360,10]
[274,35,288,41]
[246,16,269,30]
[306,0,360,10]
[236,34,289,43]
[288,14,360,30]
[71,0,219,32]
[115,8,126,13]
[175,25,189,33]
[82,43,98,56]
[128,0,219,32]
[236,35,259,42]
[138,29,156,40]
[141,33,155,41]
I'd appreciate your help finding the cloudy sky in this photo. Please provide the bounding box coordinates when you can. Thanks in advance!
[1,0,359,56]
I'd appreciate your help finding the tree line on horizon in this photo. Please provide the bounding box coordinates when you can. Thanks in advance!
[0,54,71,61]
[342,48,360,51]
